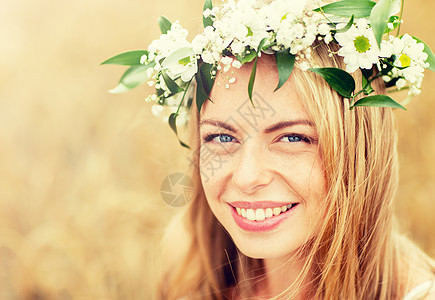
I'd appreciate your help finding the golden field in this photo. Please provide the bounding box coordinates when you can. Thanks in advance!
[0,0,434,298]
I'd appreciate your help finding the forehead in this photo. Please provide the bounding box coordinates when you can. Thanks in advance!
[200,55,311,128]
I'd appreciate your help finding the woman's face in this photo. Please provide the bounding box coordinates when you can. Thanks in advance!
[199,56,327,259]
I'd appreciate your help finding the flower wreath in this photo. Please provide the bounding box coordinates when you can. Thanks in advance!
[103,0,434,148]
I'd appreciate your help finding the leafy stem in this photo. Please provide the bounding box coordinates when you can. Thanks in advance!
[351,89,365,105]
[176,79,192,114]
[396,0,405,37]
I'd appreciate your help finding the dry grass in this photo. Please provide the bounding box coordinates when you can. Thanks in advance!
[0,0,434,298]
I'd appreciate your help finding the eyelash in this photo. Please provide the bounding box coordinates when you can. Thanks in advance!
[278,133,314,144]
[202,133,315,144]
[203,133,236,143]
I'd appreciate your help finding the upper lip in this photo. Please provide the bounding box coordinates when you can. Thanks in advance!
[228,201,298,209]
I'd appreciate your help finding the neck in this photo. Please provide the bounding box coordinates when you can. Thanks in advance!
[256,252,314,299]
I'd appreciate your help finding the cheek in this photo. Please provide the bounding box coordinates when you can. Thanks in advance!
[198,145,233,194]
[278,153,327,201]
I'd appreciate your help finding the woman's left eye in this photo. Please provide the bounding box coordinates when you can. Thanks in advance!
[216,134,234,143]
[279,134,310,143]
[203,133,235,144]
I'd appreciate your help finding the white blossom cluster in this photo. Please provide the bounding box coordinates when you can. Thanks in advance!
[380,34,429,97]
[192,0,270,64]
[335,19,380,73]
[142,22,197,103]
[139,22,196,125]
[137,0,431,115]
[191,0,332,80]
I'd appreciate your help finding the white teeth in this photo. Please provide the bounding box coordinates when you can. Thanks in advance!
[255,209,266,221]
[235,204,297,221]
[273,207,281,216]
[246,209,256,221]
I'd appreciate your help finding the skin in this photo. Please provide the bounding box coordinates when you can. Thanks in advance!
[198,55,328,297]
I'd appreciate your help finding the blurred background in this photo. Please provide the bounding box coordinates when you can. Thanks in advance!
[0,0,434,298]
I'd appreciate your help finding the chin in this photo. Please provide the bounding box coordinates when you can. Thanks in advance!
[227,228,302,260]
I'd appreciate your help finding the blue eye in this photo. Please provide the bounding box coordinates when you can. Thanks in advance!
[280,135,307,143]
[203,133,235,143]
[216,134,234,143]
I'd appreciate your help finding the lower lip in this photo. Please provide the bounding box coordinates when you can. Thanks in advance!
[229,204,299,232]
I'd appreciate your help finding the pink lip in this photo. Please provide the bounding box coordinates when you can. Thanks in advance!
[228,201,295,209]
[229,202,299,232]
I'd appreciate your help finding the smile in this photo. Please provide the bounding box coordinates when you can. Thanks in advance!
[229,202,300,232]
[235,204,298,221]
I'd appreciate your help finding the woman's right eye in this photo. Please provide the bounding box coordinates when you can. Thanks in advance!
[203,133,235,144]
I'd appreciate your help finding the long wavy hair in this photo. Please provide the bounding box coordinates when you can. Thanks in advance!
[155,40,435,299]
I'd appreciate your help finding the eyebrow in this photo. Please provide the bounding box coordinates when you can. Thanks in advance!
[199,119,314,134]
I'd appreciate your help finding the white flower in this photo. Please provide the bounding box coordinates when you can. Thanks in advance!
[231,40,245,54]
[146,22,198,82]
[396,78,407,89]
[260,0,307,31]
[299,61,311,71]
[151,105,164,116]
[324,33,333,44]
[203,8,213,18]
[381,34,429,96]
[390,0,401,16]
[221,56,233,65]
[191,34,208,54]
[201,51,216,64]
[232,60,242,68]
[335,18,380,73]
[165,55,198,82]
[148,22,191,60]
[318,23,331,36]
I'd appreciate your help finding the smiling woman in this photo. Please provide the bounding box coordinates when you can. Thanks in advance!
[156,40,435,300]
[199,55,327,263]
[103,0,435,299]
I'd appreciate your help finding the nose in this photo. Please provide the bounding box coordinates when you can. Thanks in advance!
[231,142,273,194]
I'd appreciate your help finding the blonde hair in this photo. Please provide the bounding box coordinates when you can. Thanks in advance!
[156,41,435,299]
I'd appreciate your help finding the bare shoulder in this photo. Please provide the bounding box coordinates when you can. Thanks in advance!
[402,256,435,300]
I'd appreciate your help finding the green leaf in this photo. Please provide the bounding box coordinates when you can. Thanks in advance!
[370,0,393,47]
[169,113,190,149]
[109,62,156,93]
[195,73,206,113]
[162,47,195,68]
[258,37,269,52]
[195,63,215,113]
[161,70,183,94]
[248,57,258,106]
[237,49,257,64]
[203,0,213,28]
[412,36,435,72]
[274,50,295,91]
[362,76,375,95]
[384,15,400,33]
[200,63,215,97]
[310,67,356,98]
[361,68,375,95]
[101,50,148,66]
[335,15,354,33]
[159,16,172,34]
[314,0,376,18]
[351,95,406,110]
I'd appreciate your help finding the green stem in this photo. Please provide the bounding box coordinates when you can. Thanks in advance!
[387,86,409,93]
[317,6,336,28]
[396,0,405,37]
[176,79,192,114]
